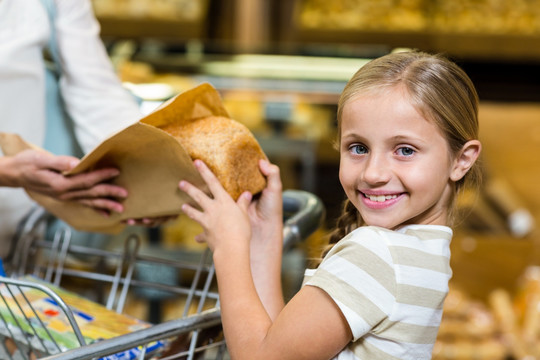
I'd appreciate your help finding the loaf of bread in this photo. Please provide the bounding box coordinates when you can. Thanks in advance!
[160,116,267,200]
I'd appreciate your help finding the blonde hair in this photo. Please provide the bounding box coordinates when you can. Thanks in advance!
[326,51,482,254]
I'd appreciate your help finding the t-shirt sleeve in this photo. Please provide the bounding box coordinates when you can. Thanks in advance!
[304,228,396,341]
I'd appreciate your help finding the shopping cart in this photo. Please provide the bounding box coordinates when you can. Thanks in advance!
[0,189,324,360]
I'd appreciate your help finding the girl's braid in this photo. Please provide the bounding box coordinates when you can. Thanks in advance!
[322,199,361,258]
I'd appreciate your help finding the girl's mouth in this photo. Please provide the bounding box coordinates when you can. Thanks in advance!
[363,194,398,202]
[360,191,403,209]
[362,193,399,202]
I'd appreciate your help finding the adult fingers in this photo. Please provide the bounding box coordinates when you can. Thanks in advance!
[59,183,128,201]
[64,168,122,191]
[33,168,123,196]
[37,153,80,173]
[124,215,177,227]
[16,150,78,173]
[77,198,124,213]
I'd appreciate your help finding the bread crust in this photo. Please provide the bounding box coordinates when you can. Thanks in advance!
[160,116,267,199]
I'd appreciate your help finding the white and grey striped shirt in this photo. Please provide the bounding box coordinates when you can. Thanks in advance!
[304,225,452,359]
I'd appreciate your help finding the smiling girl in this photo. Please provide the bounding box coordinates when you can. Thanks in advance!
[179,51,482,359]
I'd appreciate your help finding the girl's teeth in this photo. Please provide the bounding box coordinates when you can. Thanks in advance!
[367,194,397,202]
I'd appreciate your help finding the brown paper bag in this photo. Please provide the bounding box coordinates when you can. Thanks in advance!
[0,83,265,234]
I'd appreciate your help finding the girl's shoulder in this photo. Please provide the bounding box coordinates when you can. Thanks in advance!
[337,224,452,257]
[347,224,453,243]
[326,226,395,264]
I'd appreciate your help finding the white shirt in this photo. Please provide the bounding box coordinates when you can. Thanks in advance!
[0,0,143,255]
[304,225,453,359]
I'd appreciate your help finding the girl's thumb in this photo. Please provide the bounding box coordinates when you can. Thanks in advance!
[237,191,252,211]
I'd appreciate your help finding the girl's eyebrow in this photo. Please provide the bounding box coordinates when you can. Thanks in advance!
[341,133,424,143]
[390,135,417,142]
[340,131,366,140]
[390,134,428,145]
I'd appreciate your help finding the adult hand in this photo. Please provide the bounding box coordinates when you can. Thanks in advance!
[1,149,127,214]
[123,215,178,227]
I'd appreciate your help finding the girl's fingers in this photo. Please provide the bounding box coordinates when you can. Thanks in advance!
[181,202,205,225]
[193,160,228,198]
[178,179,208,224]
[260,159,282,192]
[179,178,212,209]
[237,191,252,211]
[194,233,207,243]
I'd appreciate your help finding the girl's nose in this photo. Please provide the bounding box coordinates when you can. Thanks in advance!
[361,154,391,185]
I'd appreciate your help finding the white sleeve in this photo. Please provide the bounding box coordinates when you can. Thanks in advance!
[54,0,142,153]
[305,229,396,341]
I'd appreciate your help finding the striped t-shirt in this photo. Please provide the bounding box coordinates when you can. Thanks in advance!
[303,224,452,359]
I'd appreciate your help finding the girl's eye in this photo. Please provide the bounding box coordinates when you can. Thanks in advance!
[350,144,368,155]
[397,147,415,156]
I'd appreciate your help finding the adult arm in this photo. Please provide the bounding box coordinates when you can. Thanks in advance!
[54,0,142,153]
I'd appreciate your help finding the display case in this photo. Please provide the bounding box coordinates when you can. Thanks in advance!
[91,2,540,358]
[92,0,210,41]
[288,0,540,61]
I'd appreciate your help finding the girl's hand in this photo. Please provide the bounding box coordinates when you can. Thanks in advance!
[248,159,283,249]
[179,159,253,253]
[247,160,285,319]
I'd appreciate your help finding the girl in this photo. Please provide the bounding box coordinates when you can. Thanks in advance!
[179,51,482,359]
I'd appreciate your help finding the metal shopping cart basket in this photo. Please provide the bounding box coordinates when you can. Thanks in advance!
[0,189,324,360]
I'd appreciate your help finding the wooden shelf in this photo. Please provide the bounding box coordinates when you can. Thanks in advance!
[289,28,540,62]
[97,16,207,42]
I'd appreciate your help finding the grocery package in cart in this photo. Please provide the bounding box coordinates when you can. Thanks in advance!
[0,275,165,359]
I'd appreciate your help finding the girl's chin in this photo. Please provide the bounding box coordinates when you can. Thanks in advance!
[362,217,404,230]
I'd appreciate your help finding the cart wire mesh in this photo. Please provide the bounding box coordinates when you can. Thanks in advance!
[0,190,325,360]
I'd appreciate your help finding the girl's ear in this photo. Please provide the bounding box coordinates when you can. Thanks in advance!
[450,140,482,182]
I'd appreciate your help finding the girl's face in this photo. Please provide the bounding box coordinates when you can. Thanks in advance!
[339,86,460,230]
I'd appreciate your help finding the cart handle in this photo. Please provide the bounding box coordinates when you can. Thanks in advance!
[282,189,325,251]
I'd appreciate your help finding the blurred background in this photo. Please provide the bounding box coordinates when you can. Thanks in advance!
[91,1,540,358]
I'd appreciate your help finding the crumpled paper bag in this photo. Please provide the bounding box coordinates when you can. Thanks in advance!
[0,83,255,234]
